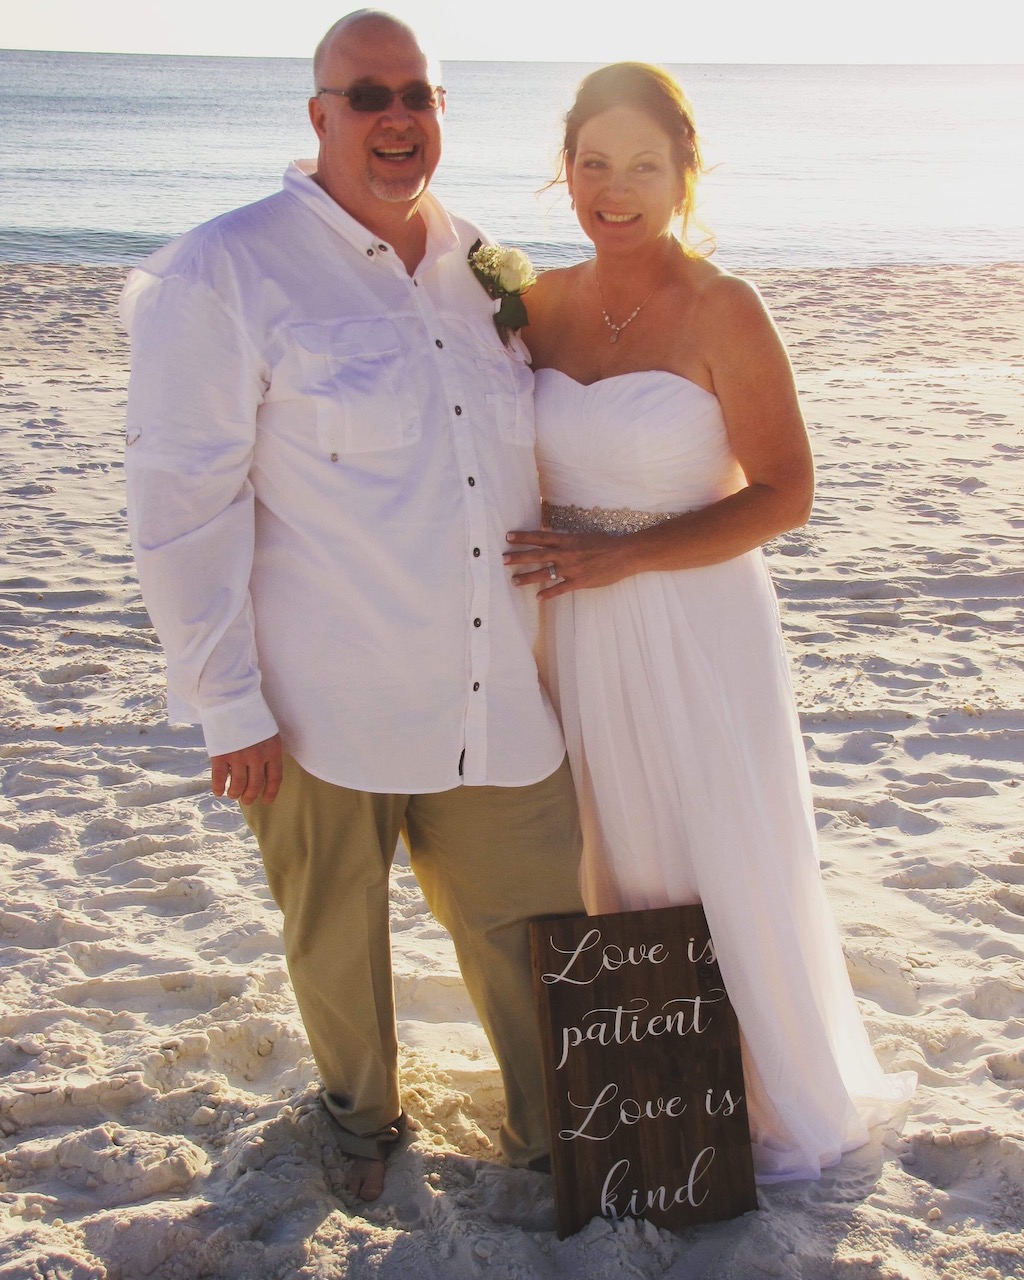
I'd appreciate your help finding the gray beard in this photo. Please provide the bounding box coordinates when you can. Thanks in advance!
[368,170,427,203]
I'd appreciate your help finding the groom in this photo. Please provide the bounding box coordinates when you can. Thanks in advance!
[122,9,582,1200]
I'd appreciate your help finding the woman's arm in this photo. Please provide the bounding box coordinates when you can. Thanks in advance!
[505,274,814,598]
[519,267,572,367]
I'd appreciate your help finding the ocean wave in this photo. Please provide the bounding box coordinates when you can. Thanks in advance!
[0,227,173,266]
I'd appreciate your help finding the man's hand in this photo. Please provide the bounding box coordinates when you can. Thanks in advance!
[210,734,284,806]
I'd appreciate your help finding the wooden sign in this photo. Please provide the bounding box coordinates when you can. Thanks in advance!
[530,904,757,1238]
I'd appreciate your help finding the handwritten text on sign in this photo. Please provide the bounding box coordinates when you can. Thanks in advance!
[531,905,757,1237]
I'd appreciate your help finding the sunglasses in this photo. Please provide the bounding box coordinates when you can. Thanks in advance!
[316,83,446,113]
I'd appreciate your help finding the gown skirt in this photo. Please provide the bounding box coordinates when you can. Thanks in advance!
[534,367,916,1182]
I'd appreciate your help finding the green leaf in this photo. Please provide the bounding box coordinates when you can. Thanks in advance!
[497,293,528,329]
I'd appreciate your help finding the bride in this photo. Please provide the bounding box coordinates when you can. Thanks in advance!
[504,62,915,1182]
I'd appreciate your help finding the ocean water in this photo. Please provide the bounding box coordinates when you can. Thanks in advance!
[1,50,1022,268]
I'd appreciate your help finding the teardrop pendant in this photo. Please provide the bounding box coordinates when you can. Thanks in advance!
[598,281,657,345]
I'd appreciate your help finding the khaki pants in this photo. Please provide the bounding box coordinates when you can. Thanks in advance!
[244,754,583,1163]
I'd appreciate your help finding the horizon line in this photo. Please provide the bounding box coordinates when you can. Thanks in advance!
[3,45,1023,67]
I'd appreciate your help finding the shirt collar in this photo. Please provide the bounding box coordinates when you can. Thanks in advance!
[283,160,460,272]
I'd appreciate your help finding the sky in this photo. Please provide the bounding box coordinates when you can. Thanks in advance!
[2,0,1023,62]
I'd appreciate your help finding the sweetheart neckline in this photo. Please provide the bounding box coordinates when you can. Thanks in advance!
[535,366,718,401]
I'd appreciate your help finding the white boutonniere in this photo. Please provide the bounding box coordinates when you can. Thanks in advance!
[468,239,537,347]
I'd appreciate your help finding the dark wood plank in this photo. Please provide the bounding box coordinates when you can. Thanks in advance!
[531,904,757,1237]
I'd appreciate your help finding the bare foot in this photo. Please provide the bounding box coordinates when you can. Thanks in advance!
[344,1155,385,1201]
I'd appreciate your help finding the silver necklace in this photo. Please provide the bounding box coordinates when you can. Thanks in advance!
[597,275,657,344]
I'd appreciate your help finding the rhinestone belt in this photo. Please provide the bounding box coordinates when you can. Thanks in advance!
[542,500,679,536]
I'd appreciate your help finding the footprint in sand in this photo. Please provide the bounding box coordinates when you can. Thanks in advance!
[843,944,920,1014]
[0,1073,154,1131]
[62,938,158,978]
[147,1016,308,1092]
[1,757,106,819]
[53,969,250,1019]
[393,971,478,1023]
[902,1126,1024,1212]
[813,729,898,765]
[94,764,139,785]
[449,1160,554,1231]
[36,661,111,686]
[2,760,103,799]
[993,885,1024,920]
[850,609,905,627]
[935,610,988,627]
[81,876,217,916]
[984,863,1024,887]
[882,859,975,891]
[114,779,210,808]
[813,794,941,836]
[198,919,284,965]
[986,1049,1024,1084]
[963,975,1024,1021]
[0,906,112,950]
[959,893,1024,940]
[888,777,997,804]
[0,1123,208,1210]
[0,818,71,854]
[6,482,57,498]
[76,829,200,874]
[77,816,140,844]
[904,727,1024,764]
[925,550,974,566]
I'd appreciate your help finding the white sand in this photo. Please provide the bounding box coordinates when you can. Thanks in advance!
[0,260,1022,1279]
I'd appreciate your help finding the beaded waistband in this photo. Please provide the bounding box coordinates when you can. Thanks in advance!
[542,500,679,536]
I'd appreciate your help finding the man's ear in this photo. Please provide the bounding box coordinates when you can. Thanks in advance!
[308,95,327,143]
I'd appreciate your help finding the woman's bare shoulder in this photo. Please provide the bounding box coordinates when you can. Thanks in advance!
[529,262,586,307]
[681,261,778,352]
[691,259,768,315]
[523,263,587,359]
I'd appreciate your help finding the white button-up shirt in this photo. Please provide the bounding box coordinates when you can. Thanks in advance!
[122,161,565,793]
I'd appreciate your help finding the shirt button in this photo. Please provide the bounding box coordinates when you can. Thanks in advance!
[473,618,482,627]
[330,452,338,462]
[366,248,374,256]
[378,243,388,251]
[467,476,475,486]
[435,339,443,349]
[454,405,462,415]
[473,682,480,691]
[472,547,480,557]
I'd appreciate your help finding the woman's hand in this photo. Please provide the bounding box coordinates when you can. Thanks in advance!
[504,529,633,599]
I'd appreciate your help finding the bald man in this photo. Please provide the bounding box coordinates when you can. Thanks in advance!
[122,10,583,1200]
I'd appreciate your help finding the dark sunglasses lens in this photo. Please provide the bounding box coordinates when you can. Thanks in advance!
[345,84,438,112]
[347,86,395,112]
[402,86,437,111]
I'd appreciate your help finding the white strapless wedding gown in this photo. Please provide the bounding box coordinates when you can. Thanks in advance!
[535,367,915,1183]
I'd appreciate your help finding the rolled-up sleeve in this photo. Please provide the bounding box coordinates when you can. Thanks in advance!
[122,269,278,757]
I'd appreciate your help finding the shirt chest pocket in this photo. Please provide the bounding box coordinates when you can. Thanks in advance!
[293,320,421,456]
[474,342,535,447]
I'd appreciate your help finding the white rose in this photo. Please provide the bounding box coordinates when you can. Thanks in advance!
[494,248,536,294]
